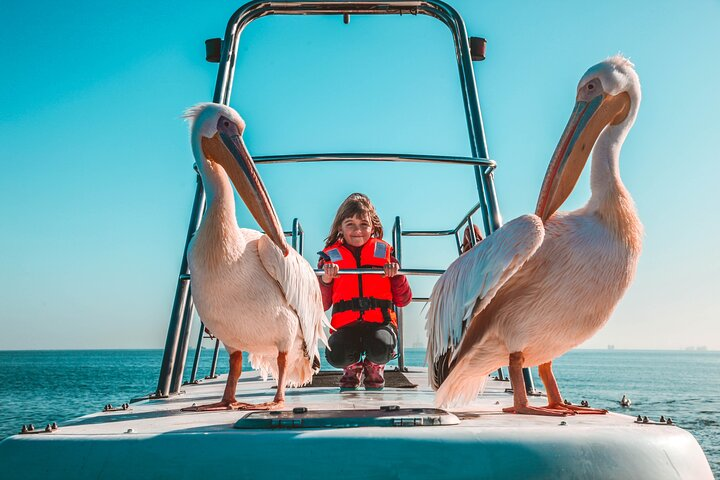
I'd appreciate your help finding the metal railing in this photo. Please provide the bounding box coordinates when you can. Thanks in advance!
[183,208,507,385]
[155,173,205,397]
[253,153,494,168]
[314,268,445,277]
[310,203,488,373]
[390,202,484,372]
[155,0,530,396]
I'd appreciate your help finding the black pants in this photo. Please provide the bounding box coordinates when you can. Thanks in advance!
[325,322,397,368]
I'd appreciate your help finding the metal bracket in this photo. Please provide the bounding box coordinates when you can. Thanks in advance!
[148,389,169,400]
[103,403,130,412]
[205,38,222,63]
[505,388,544,397]
[635,415,675,426]
[20,423,58,435]
[470,37,486,61]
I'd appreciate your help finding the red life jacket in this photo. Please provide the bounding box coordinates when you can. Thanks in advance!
[322,238,397,330]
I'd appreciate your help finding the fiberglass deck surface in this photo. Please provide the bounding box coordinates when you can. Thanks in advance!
[4,369,631,434]
[0,369,713,479]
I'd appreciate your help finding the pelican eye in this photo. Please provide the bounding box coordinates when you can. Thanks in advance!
[587,83,594,90]
[224,121,230,127]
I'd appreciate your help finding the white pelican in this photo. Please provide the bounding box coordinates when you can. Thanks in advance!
[426,56,642,415]
[182,103,327,410]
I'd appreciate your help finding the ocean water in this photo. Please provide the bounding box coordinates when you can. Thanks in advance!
[0,349,717,476]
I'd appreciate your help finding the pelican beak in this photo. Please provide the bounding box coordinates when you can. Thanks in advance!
[535,90,631,222]
[201,123,289,256]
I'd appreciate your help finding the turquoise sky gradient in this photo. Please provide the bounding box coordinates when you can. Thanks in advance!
[1,0,718,350]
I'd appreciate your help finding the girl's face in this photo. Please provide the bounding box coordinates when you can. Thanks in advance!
[340,214,373,247]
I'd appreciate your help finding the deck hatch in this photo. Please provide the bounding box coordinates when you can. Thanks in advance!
[233,407,459,429]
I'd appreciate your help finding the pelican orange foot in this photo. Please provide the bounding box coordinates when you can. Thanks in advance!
[538,361,607,414]
[183,351,290,412]
[501,352,570,416]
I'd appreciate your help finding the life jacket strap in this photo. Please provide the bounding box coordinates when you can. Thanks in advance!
[332,297,394,316]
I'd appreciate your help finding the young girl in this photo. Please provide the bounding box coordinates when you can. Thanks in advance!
[318,193,412,390]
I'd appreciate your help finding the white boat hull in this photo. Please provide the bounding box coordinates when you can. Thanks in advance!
[0,369,712,479]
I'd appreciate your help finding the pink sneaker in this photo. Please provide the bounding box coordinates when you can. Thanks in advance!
[339,361,363,391]
[363,359,385,390]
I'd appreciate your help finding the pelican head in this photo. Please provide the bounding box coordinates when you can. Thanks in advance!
[185,103,288,255]
[536,55,640,221]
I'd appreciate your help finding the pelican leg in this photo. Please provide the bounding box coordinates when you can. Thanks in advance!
[251,351,287,410]
[539,362,607,414]
[502,352,569,416]
[181,350,255,412]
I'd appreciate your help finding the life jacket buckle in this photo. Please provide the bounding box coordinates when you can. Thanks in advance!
[357,297,372,311]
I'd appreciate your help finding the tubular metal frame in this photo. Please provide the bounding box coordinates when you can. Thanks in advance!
[253,153,494,168]
[156,0,533,396]
[156,173,205,397]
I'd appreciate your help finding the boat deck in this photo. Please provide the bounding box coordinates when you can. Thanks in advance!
[0,368,712,479]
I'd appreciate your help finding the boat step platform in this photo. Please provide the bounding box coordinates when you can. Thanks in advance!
[0,369,712,479]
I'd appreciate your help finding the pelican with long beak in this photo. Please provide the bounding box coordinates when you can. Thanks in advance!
[426,56,642,415]
[182,103,327,410]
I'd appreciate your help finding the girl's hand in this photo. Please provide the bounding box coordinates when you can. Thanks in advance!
[322,262,340,283]
[383,262,399,278]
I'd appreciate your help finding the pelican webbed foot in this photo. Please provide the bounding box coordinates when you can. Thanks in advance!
[243,400,285,411]
[545,402,608,414]
[181,399,256,412]
[504,353,573,417]
[537,362,608,414]
[502,405,572,416]
[181,398,286,412]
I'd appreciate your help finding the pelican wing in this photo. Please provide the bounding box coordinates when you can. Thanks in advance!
[257,235,329,359]
[426,215,544,365]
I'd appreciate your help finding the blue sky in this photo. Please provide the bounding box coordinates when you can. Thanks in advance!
[1,0,718,350]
